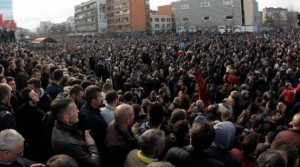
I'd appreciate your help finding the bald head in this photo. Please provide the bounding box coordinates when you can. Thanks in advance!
[292,113,300,130]
[114,104,134,124]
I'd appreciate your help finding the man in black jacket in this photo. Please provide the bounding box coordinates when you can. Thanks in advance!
[15,58,29,91]
[165,122,224,167]
[0,83,16,131]
[51,98,101,167]
[79,85,107,152]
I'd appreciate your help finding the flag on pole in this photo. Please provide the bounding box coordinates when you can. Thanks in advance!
[195,66,211,108]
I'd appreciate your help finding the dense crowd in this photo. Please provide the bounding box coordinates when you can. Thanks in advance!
[0,31,300,167]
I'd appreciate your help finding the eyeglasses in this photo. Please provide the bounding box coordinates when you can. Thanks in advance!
[1,150,23,157]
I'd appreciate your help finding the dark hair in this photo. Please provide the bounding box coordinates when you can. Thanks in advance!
[15,58,24,68]
[148,103,165,127]
[84,85,101,103]
[31,68,40,75]
[6,77,14,83]
[257,150,287,167]
[27,78,41,88]
[105,91,118,104]
[0,76,6,83]
[242,132,259,154]
[53,69,64,81]
[69,84,84,96]
[191,122,215,151]
[123,91,133,103]
[21,87,33,103]
[46,154,79,167]
[80,80,94,90]
[277,145,299,167]
[51,98,74,120]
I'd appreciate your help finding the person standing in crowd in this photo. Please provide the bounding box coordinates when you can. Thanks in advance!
[15,58,30,91]
[0,83,16,131]
[46,69,64,100]
[0,129,45,167]
[79,85,107,151]
[14,87,46,162]
[125,129,166,167]
[104,104,138,167]
[51,98,101,167]
[100,90,119,124]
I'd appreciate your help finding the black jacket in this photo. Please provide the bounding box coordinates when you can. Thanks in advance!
[0,102,16,131]
[15,68,30,91]
[14,103,47,162]
[165,146,224,167]
[79,102,108,151]
[52,121,101,167]
[0,157,35,167]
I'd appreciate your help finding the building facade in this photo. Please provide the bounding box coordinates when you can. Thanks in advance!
[0,0,13,20]
[75,0,98,34]
[174,0,259,32]
[262,7,288,24]
[150,14,173,33]
[106,0,150,33]
[37,21,52,34]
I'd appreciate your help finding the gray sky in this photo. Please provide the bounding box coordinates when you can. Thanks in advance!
[13,0,300,31]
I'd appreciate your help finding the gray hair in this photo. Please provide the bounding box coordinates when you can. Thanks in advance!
[139,129,165,155]
[0,129,24,151]
[146,162,175,167]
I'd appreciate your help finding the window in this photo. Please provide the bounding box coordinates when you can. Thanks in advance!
[224,15,233,19]
[167,24,171,28]
[181,4,190,10]
[155,24,160,28]
[155,18,159,22]
[203,16,210,21]
[161,18,165,22]
[223,0,232,6]
[167,18,171,22]
[182,18,190,22]
[200,1,210,7]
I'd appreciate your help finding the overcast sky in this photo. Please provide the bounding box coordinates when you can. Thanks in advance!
[13,0,300,31]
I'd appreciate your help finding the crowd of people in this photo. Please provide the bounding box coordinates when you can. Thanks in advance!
[0,31,299,167]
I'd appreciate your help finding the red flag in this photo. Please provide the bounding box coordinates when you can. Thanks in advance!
[0,14,3,26]
[195,66,211,108]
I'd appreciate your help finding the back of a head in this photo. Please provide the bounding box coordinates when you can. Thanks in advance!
[105,90,118,104]
[69,84,84,96]
[53,69,64,82]
[292,113,300,130]
[0,83,11,101]
[84,85,101,103]
[170,109,186,125]
[46,154,79,167]
[114,104,133,124]
[139,129,165,156]
[191,122,215,151]
[277,145,299,167]
[148,103,165,127]
[102,83,112,92]
[213,121,236,150]
[257,150,287,167]
[242,132,259,154]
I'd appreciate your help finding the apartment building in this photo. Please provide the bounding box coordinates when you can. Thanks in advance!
[106,0,150,33]
[174,0,259,32]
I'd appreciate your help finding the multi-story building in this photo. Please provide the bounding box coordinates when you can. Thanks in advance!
[0,0,17,30]
[150,13,173,33]
[262,7,288,24]
[174,0,259,32]
[75,0,98,34]
[106,0,150,33]
[38,21,52,34]
[66,16,76,32]
[157,3,176,32]
[0,0,13,20]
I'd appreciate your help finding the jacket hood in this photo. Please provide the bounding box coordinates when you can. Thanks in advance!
[212,121,236,150]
